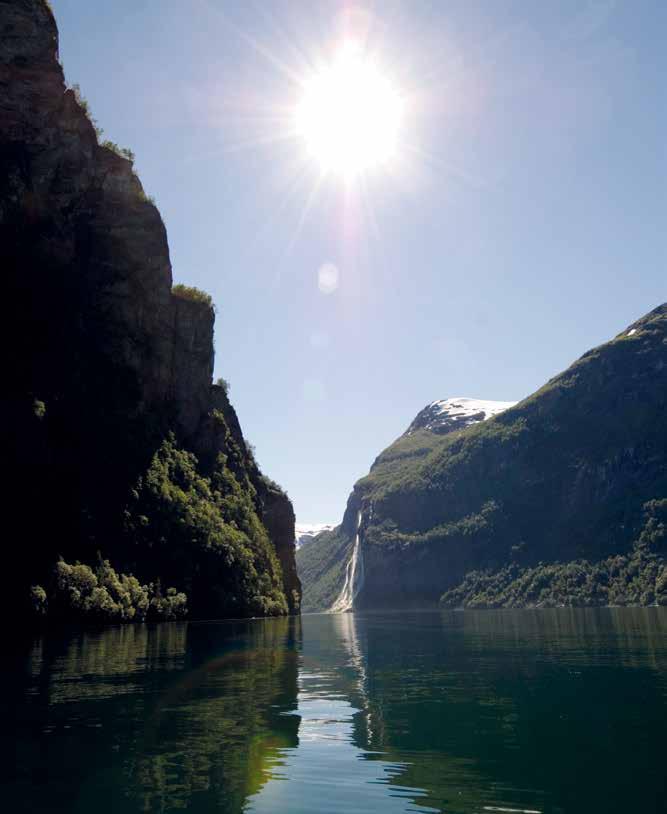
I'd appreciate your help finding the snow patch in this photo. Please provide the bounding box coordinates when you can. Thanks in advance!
[406,396,517,435]
[432,396,516,418]
[295,523,336,548]
[627,328,637,336]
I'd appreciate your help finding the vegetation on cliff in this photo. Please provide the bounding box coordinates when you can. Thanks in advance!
[172,283,215,308]
[440,499,667,609]
[30,427,289,622]
[31,560,187,622]
[125,434,288,617]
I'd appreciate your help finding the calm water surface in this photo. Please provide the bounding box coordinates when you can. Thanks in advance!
[5,609,667,813]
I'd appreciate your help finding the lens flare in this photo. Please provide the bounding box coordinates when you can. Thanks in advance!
[317,262,339,294]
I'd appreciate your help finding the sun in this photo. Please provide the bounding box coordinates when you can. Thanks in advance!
[295,41,403,177]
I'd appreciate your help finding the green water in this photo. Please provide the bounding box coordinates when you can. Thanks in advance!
[5,609,667,813]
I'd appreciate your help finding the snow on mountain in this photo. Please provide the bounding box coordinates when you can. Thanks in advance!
[405,397,517,436]
[295,523,337,548]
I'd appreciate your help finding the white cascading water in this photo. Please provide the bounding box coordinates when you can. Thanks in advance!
[330,510,364,613]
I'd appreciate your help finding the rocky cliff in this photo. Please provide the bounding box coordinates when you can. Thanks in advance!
[298,305,667,611]
[1,0,300,620]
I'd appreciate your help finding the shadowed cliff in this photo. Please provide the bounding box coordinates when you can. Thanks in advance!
[1,0,300,621]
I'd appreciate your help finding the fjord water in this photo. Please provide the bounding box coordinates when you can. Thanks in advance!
[6,610,667,813]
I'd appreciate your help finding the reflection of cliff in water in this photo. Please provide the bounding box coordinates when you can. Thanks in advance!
[8,608,667,814]
[246,613,438,814]
[353,608,667,814]
[132,619,302,813]
[458,605,667,670]
[24,622,189,703]
[9,618,301,813]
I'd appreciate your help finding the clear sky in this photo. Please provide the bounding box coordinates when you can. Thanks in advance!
[52,0,665,524]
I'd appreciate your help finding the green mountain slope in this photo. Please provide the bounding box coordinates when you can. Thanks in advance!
[298,305,667,610]
[296,527,354,612]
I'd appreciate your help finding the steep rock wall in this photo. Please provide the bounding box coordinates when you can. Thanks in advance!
[1,0,300,617]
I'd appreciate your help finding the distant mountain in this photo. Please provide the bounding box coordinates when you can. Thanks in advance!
[297,305,667,611]
[295,524,336,549]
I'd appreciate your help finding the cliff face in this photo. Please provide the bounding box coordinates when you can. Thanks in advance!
[298,305,667,611]
[1,0,300,618]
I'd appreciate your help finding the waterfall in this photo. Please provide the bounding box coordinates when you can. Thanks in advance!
[330,510,364,613]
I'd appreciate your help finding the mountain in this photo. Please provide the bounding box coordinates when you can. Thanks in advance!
[297,395,517,612]
[295,523,337,549]
[297,305,667,611]
[1,0,300,622]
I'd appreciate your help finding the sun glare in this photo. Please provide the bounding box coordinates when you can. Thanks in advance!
[295,41,403,176]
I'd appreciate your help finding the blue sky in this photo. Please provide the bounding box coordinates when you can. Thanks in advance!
[52,0,665,524]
